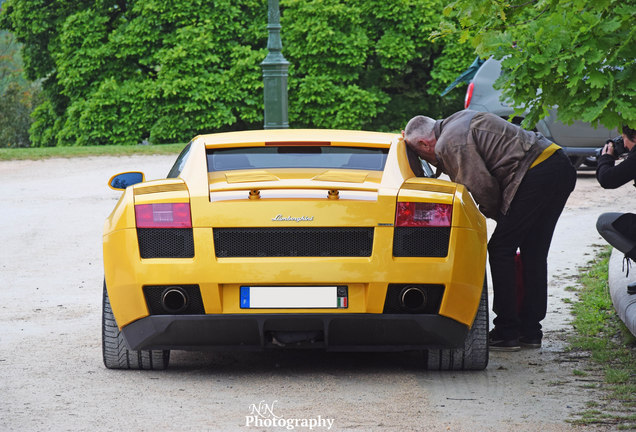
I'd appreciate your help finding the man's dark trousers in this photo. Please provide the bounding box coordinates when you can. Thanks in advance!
[488,149,577,341]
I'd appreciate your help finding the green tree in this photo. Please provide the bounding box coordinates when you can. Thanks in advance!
[0,29,39,147]
[436,0,635,130]
[0,81,35,147]
[282,0,473,131]
[1,0,474,146]
[0,30,24,93]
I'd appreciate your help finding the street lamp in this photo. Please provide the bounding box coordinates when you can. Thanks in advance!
[261,0,289,129]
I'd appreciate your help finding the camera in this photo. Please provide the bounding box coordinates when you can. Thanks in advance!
[610,136,627,156]
[596,135,626,158]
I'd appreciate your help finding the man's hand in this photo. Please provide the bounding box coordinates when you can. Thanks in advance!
[602,140,616,157]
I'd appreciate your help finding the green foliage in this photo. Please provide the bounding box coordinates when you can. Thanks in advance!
[283,0,472,131]
[0,29,24,92]
[437,0,635,130]
[29,98,62,148]
[1,0,268,146]
[0,29,39,147]
[0,80,36,147]
[1,0,472,146]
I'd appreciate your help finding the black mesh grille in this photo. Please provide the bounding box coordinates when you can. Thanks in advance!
[143,285,205,315]
[214,227,374,257]
[137,228,194,258]
[393,227,450,257]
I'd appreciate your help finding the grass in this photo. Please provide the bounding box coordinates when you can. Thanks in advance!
[0,143,186,161]
[568,247,636,429]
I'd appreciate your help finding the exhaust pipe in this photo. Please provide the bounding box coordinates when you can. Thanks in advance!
[399,286,427,312]
[161,287,189,313]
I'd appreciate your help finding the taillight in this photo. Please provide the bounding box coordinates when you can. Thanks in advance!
[395,202,452,227]
[135,203,192,228]
[464,81,474,109]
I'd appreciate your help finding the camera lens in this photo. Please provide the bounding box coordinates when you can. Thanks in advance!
[613,136,626,156]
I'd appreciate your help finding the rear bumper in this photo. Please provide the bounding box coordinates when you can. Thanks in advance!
[104,223,488,329]
[121,313,468,352]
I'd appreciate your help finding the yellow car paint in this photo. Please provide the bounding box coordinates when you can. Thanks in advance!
[103,130,487,335]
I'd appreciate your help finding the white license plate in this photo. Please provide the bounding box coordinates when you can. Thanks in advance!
[240,286,348,309]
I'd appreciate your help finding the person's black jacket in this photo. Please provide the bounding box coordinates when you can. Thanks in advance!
[596,146,636,245]
[596,147,636,189]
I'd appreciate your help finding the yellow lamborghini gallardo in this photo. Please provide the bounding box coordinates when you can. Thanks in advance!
[102,129,488,370]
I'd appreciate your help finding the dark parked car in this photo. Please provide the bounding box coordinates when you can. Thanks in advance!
[464,58,617,168]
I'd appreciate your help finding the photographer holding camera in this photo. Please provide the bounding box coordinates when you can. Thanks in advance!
[596,125,636,294]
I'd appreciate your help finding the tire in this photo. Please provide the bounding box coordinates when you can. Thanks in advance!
[426,278,489,371]
[102,281,170,370]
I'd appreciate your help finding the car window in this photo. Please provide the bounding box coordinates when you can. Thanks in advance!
[167,142,192,178]
[206,146,389,172]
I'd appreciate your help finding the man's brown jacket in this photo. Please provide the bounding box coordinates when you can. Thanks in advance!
[433,110,552,219]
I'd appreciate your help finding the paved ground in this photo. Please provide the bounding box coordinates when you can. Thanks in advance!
[1,157,634,432]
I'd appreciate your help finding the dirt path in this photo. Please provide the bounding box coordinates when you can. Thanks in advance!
[0,158,631,432]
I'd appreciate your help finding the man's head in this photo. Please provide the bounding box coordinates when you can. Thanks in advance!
[403,115,438,164]
[623,125,636,151]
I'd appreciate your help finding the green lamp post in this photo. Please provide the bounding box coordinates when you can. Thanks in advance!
[261,0,289,129]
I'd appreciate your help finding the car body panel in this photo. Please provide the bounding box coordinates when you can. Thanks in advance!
[103,129,487,353]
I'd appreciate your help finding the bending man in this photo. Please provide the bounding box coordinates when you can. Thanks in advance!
[404,111,576,351]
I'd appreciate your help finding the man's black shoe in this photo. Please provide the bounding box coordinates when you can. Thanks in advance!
[628,281,636,295]
[519,336,542,348]
[489,330,520,352]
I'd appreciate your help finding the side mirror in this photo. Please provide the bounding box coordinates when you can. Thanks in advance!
[108,172,145,190]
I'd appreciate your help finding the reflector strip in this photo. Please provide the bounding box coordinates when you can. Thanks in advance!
[465,82,474,109]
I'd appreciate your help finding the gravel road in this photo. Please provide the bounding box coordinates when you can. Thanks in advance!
[1,156,632,432]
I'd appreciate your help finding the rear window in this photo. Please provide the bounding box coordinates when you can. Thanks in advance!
[207,146,389,172]
[167,142,192,178]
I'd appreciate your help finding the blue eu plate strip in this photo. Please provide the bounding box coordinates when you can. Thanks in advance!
[240,286,250,309]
